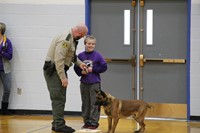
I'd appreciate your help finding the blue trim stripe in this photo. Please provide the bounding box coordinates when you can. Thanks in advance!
[85,0,91,34]
[187,0,191,121]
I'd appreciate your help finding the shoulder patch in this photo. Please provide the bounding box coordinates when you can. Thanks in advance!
[66,34,71,41]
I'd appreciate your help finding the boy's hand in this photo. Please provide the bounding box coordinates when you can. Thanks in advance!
[87,67,92,73]
[81,70,88,75]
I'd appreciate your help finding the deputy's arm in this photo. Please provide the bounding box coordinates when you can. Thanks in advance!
[54,40,69,82]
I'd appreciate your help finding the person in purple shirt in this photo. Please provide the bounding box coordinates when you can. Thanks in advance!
[74,35,107,129]
[0,22,13,115]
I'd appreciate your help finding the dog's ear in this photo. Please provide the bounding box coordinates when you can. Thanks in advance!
[100,90,107,98]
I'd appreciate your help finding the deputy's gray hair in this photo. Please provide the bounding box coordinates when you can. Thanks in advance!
[84,35,96,44]
[0,22,6,35]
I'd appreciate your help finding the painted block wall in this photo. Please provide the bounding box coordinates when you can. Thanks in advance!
[0,1,85,111]
[0,0,200,117]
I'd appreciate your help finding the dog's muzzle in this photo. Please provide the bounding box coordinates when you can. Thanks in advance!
[95,100,109,106]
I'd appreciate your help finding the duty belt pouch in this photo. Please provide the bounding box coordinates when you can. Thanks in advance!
[43,61,55,77]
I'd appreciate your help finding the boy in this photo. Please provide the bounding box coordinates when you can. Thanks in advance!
[74,35,107,129]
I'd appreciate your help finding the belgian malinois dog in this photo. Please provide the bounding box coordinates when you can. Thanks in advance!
[95,90,152,133]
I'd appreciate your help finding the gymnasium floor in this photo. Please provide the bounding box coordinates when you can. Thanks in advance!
[0,115,200,133]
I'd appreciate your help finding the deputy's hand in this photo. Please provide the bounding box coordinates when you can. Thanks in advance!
[61,78,68,88]
[79,63,87,70]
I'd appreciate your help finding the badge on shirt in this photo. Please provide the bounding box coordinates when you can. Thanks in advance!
[62,43,68,48]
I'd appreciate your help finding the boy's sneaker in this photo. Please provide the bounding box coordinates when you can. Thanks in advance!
[81,123,91,129]
[87,125,99,130]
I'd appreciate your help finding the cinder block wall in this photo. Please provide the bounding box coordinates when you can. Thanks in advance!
[0,0,200,117]
[0,0,85,111]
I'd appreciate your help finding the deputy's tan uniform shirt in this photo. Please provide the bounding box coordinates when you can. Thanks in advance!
[45,29,82,80]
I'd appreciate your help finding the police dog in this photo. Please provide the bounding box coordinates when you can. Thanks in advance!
[95,90,152,133]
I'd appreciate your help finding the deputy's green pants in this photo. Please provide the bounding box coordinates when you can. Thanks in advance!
[43,70,67,129]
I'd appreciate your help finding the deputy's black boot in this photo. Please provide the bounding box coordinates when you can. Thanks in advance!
[1,102,12,115]
[55,126,75,133]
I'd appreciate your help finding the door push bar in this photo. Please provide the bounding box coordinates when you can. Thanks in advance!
[105,55,136,66]
[139,54,186,67]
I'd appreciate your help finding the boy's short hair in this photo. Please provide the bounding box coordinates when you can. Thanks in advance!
[0,22,6,35]
[84,35,96,44]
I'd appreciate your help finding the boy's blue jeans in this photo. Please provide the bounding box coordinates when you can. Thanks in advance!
[0,71,11,103]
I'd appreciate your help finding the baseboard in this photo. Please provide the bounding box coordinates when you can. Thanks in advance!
[190,116,200,121]
[0,109,81,116]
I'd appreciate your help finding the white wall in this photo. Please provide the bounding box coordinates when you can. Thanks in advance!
[190,0,200,116]
[0,0,85,111]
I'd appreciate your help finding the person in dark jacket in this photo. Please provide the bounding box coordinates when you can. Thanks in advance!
[0,22,13,115]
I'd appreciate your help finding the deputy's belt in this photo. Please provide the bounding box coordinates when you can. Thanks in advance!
[43,61,69,76]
